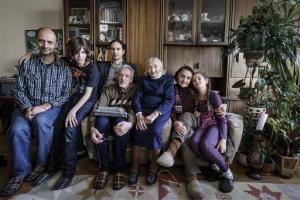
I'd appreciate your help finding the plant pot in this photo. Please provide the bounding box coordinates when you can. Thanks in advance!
[275,154,299,178]
[244,102,266,125]
[244,50,264,64]
[261,161,275,175]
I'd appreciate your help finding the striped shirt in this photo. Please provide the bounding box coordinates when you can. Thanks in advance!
[15,54,72,110]
[104,62,123,86]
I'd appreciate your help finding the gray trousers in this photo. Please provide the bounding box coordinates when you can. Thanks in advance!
[172,112,202,176]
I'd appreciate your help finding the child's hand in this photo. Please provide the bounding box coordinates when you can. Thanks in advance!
[19,53,33,66]
[65,109,78,128]
[193,111,200,118]
[136,113,148,131]
[215,104,227,116]
[216,138,227,154]
[173,121,187,136]
[91,127,103,144]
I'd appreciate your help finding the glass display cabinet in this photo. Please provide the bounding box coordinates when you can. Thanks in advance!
[165,0,195,44]
[199,0,226,44]
[64,0,126,61]
[64,0,93,43]
[164,0,228,45]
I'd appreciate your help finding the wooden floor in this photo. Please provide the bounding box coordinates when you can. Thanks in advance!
[0,130,299,200]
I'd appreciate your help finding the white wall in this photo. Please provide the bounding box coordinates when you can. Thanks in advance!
[0,0,63,76]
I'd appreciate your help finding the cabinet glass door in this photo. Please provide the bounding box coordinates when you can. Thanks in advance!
[66,0,92,42]
[166,0,194,44]
[98,0,123,43]
[199,0,226,43]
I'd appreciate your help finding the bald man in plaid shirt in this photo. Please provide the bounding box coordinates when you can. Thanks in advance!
[1,27,72,197]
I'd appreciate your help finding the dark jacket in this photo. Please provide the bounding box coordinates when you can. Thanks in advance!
[96,61,138,94]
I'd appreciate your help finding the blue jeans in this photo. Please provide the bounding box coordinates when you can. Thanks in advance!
[62,100,95,177]
[95,116,129,173]
[9,107,61,177]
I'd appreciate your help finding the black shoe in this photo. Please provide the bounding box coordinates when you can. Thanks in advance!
[52,177,73,190]
[33,172,54,187]
[204,168,222,182]
[128,171,139,186]
[247,169,261,180]
[219,177,234,193]
[146,172,157,185]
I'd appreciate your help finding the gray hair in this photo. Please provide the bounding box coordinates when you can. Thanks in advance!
[145,57,166,75]
[117,64,135,82]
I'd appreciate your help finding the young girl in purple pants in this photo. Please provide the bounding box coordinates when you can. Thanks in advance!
[189,72,234,193]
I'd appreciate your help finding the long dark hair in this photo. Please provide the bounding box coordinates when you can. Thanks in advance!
[192,71,211,93]
[109,39,126,50]
[174,65,194,83]
[67,37,91,60]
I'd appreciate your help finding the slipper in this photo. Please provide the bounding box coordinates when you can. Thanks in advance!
[94,171,109,190]
[1,176,24,197]
[24,165,45,182]
[113,172,127,190]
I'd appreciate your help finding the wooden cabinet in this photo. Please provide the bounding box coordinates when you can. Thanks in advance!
[163,0,230,97]
[96,0,126,61]
[164,0,229,45]
[63,0,126,61]
[64,0,94,50]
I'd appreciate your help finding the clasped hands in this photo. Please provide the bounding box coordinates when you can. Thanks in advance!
[25,103,52,121]
[135,111,160,131]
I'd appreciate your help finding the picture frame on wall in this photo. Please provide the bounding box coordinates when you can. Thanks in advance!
[25,29,64,56]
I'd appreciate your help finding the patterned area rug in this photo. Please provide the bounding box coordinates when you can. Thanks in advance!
[12,170,300,200]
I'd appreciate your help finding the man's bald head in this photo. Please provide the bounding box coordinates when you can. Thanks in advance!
[36,27,57,42]
[36,27,58,57]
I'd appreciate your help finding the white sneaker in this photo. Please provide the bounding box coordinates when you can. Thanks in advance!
[186,180,204,199]
[156,152,174,167]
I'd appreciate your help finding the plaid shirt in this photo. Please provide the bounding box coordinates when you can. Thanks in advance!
[15,54,72,110]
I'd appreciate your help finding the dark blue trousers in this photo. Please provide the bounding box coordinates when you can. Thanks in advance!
[95,116,129,173]
[46,96,95,178]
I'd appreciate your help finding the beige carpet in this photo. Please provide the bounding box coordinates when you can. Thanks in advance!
[12,170,300,200]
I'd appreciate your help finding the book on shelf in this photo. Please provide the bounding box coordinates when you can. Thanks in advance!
[99,2,121,24]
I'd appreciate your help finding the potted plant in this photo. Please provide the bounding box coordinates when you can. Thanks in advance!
[232,65,272,123]
[227,0,300,178]
[227,0,300,64]
[227,0,300,119]
[267,84,300,177]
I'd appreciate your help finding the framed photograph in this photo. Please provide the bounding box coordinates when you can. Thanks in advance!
[25,29,64,56]
[70,8,89,24]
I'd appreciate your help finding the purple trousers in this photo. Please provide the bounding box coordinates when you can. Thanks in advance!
[189,124,228,172]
